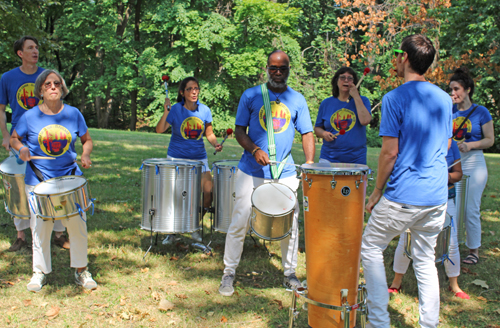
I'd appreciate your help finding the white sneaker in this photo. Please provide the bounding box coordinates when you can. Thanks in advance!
[219,273,235,297]
[27,272,46,292]
[75,269,97,290]
[191,231,202,242]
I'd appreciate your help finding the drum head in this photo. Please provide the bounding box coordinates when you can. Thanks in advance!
[159,159,203,167]
[301,162,370,175]
[142,158,171,166]
[34,176,86,195]
[0,156,26,175]
[251,183,296,215]
[212,160,240,168]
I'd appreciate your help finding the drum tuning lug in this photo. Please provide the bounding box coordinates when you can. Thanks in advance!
[330,179,337,189]
[368,172,374,181]
[355,177,363,189]
[304,176,313,188]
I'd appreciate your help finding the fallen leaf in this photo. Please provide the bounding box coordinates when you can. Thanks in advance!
[154,273,161,279]
[204,290,211,295]
[158,299,175,311]
[167,281,178,286]
[207,311,215,316]
[394,298,402,305]
[85,314,93,320]
[169,256,179,261]
[39,302,48,308]
[140,268,150,273]
[182,267,192,271]
[472,279,489,289]
[23,299,32,307]
[2,281,15,285]
[273,299,283,310]
[477,296,488,302]
[175,294,188,299]
[490,231,495,236]
[111,255,117,260]
[119,299,126,306]
[46,306,60,318]
[221,316,228,323]
[152,291,161,301]
[495,308,500,315]
[149,318,157,322]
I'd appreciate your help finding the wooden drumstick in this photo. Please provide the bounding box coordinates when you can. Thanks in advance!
[269,160,301,167]
[448,159,462,169]
[30,156,55,160]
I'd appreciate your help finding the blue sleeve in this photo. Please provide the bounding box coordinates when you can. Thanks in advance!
[447,101,453,139]
[294,97,313,134]
[379,95,400,137]
[452,142,460,161]
[205,105,213,124]
[0,75,8,105]
[235,92,251,127]
[315,100,326,127]
[362,96,372,115]
[166,104,177,125]
[479,106,493,126]
[76,109,88,137]
[14,113,28,138]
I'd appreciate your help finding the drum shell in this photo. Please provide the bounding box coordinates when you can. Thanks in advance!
[302,173,367,328]
[0,161,30,219]
[454,175,469,244]
[33,176,92,220]
[212,160,239,233]
[141,159,202,233]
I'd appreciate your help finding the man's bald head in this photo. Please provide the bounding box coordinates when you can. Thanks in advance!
[267,50,289,66]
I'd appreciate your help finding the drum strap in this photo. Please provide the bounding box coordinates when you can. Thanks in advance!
[260,84,289,179]
[452,105,478,139]
[28,161,45,182]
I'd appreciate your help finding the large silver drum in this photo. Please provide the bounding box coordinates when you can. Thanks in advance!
[140,159,203,233]
[455,175,469,244]
[212,160,239,233]
[0,156,30,219]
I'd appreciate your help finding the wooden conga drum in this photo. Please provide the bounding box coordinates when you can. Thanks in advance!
[301,163,370,328]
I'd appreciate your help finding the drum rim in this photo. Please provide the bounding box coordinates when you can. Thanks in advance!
[300,167,371,175]
[250,182,297,214]
[212,159,240,168]
[0,156,27,175]
[33,175,87,196]
[142,158,204,167]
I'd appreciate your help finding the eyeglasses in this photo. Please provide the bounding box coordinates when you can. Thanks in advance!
[43,81,62,89]
[393,49,404,56]
[339,76,354,82]
[268,66,289,73]
[185,87,200,93]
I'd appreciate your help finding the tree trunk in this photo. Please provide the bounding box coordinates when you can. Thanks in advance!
[129,0,142,131]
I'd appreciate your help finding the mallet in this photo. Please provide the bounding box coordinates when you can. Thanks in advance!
[162,75,170,110]
[349,67,371,102]
[213,128,233,155]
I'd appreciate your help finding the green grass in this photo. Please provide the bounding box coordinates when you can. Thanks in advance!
[0,128,499,327]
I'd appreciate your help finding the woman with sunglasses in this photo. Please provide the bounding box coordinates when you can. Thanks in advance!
[156,77,222,244]
[449,67,494,265]
[10,69,96,292]
[314,67,371,164]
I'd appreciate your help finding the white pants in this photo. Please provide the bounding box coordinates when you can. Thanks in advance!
[14,217,65,232]
[393,199,460,278]
[27,185,88,274]
[361,196,446,328]
[223,170,300,276]
[461,150,488,249]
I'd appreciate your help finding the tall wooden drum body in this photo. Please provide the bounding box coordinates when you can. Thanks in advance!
[301,163,370,328]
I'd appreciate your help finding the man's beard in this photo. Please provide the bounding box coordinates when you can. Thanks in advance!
[266,70,288,89]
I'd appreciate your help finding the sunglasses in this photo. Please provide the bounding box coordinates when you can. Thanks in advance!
[393,49,404,56]
[268,66,289,73]
[185,87,200,93]
[43,81,62,89]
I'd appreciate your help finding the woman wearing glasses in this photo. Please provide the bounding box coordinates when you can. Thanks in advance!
[314,67,372,164]
[10,69,96,292]
[156,77,222,244]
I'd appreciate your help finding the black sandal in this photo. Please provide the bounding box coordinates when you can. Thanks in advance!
[462,253,479,265]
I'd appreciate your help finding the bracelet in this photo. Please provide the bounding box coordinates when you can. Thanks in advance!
[375,185,384,191]
[19,146,27,152]
[251,147,261,156]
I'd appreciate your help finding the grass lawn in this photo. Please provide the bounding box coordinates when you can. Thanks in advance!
[0,128,499,327]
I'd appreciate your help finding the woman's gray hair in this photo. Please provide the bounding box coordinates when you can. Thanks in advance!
[34,69,69,99]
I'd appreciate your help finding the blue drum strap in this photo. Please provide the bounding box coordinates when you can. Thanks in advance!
[28,191,37,216]
[139,163,144,170]
[75,203,87,222]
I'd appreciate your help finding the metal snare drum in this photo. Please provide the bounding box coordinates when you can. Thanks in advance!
[250,182,296,241]
[0,156,30,219]
[404,213,452,263]
[32,175,93,220]
[212,160,239,233]
[140,159,203,234]
[455,175,469,244]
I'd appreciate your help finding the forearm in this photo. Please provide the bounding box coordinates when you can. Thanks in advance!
[10,135,24,151]
[206,133,218,147]
[375,151,397,190]
[467,138,494,150]
[82,139,93,157]
[301,132,315,163]
[235,125,258,153]
[353,96,371,126]
[155,114,170,133]
[449,171,462,184]
[314,126,326,139]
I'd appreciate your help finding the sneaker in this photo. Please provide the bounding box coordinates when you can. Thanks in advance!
[53,234,70,249]
[27,272,46,292]
[162,234,176,245]
[8,238,27,252]
[191,231,202,243]
[283,273,302,289]
[219,273,235,297]
[75,269,98,290]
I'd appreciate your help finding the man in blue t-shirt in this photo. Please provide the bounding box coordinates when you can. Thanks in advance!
[219,50,315,297]
[0,36,68,251]
[361,35,452,328]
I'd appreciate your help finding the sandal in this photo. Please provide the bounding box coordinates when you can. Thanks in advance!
[388,285,401,294]
[449,287,470,300]
[462,253,479,265]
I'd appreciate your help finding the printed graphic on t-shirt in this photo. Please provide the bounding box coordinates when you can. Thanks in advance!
[180,117,204,140]
[258,101,291,133]
[452,116,472,141]
[330,108,356,134]
[38,125,72,156]
[16,83,41,110]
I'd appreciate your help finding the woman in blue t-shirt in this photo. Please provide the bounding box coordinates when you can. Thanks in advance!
[156,77,222,243]
[10,69,97,292]
[314,67,372,164]
[450,67,494,265]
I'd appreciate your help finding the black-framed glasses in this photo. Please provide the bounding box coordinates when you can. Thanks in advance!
[43,81,62,89]
[268,66,289,73]
[393,49,404,56]
[185,87,200,93]
[339,75,354,82]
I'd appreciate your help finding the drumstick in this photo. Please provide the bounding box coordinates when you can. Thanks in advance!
[448,159,461,169]
[213,128,233,155]
[269,160,301,167]
[162,75,170,110]
[332,129,346,138]
[348,67,370,102]
[30,156,55,160]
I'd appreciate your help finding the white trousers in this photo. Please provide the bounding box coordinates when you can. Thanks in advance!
[27,185,88,274]
[361,196,446,328]
[393,199,460,278]
[223,170,300,276]
[461,150,488,249]
[14,217,65,232]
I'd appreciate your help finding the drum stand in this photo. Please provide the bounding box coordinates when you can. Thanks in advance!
[190,197,213,254]
[143,208,158,261]
[287,283,368,328]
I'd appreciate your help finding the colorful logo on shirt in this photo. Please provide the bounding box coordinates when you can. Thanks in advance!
[330,108,356,134]
[38,125,72,156]
[452,117,472,141]
[180,117,204,140]
[16,83,41,110]
[259,102,291,133]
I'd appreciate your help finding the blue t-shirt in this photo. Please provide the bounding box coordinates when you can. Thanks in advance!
[446,140,460,170]
[236,85,313,179]
[379,81,452,206]
[14,105,88,186]
[0,67,45,133]
[452,104,492,142]
[315,96,371,164]
[166,99,213,160]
